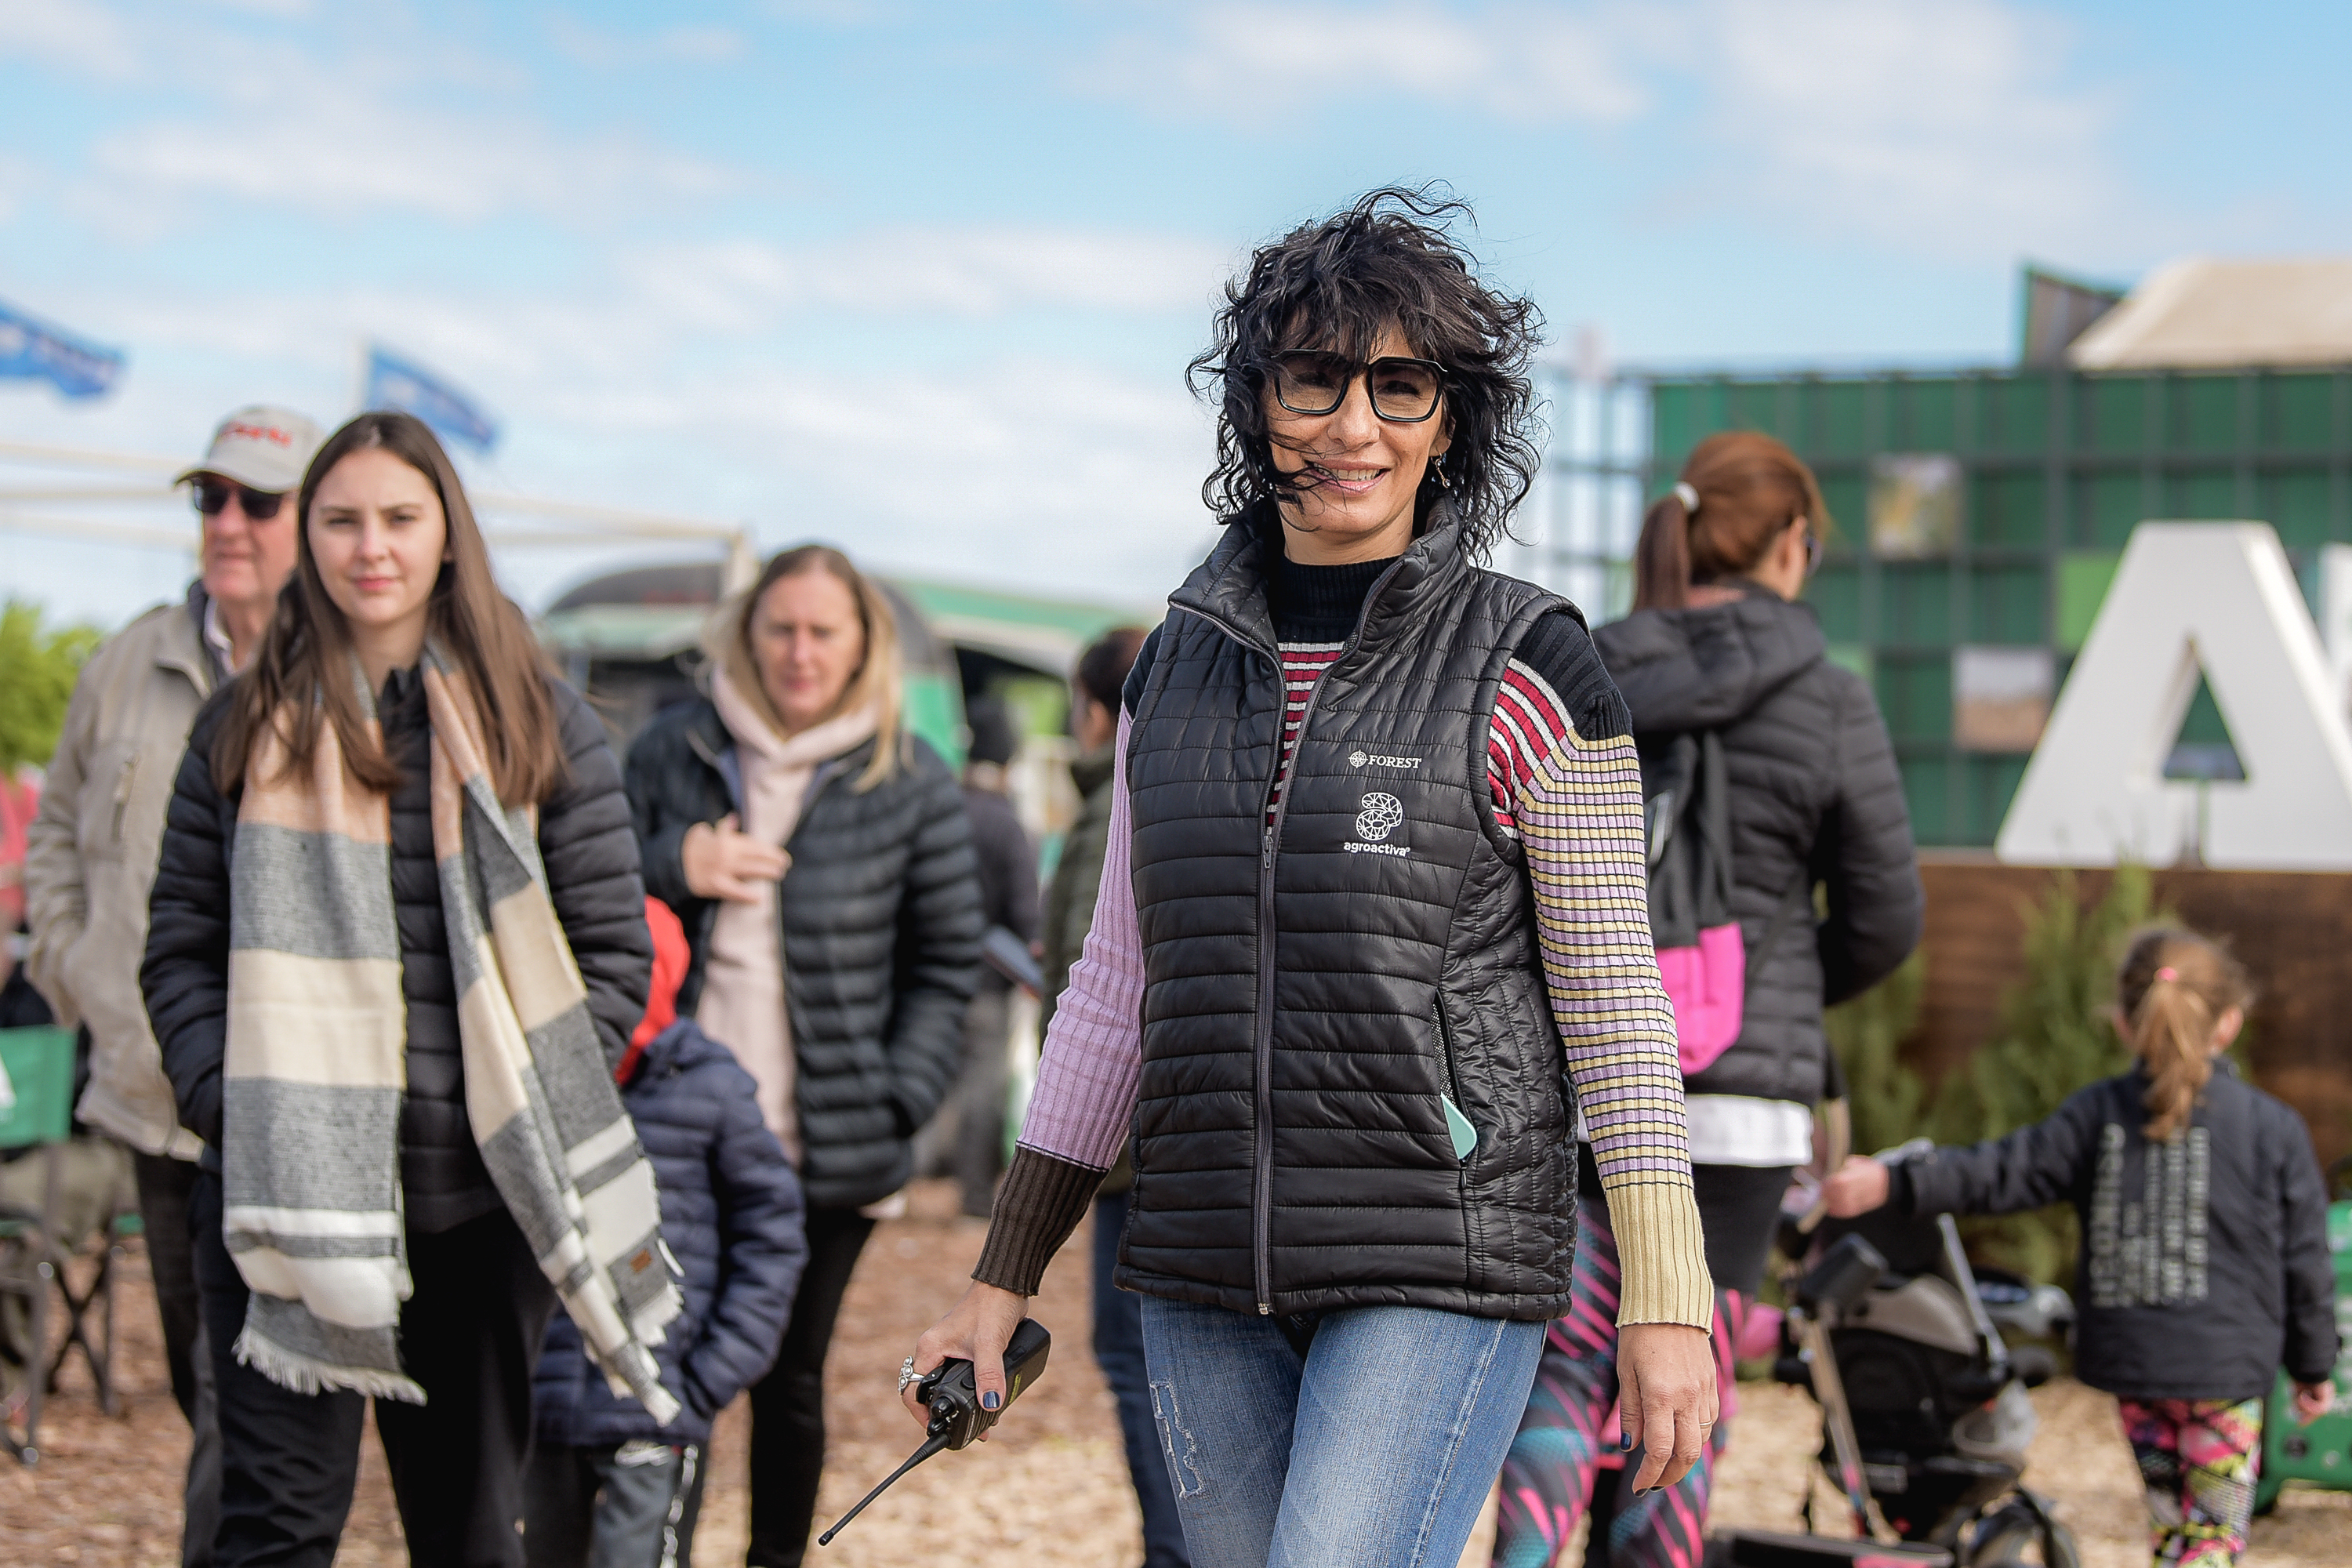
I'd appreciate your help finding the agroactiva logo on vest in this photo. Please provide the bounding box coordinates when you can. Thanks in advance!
[1347,792,1410,857]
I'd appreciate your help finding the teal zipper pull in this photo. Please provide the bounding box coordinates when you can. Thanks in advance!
[1439,1095,1478,1162]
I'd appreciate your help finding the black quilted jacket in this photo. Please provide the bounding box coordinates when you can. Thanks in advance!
[624,700,983,1210]
[1595,587,1922,1108]
[1896,1062,2339,1401]
[143,672,653,1234]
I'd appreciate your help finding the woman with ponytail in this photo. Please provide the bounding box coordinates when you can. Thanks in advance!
[1824,927,2340,1568]
[1492,432,1923,1568]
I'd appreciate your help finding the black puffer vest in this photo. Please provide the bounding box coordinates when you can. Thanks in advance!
[1118,509,1580,1320]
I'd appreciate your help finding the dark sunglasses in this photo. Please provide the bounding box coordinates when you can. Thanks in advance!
[191,477,286,520]
[1265,351,1446,423]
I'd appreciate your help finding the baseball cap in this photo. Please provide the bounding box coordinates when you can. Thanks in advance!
[174,405,325,494]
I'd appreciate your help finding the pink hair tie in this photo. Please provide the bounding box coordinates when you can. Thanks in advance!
[2154,966,2179,982]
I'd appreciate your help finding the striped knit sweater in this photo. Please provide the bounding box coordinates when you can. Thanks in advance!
[978,560,1711,1327]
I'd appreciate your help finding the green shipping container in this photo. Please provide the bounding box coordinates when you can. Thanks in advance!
[1613,365,2352,847]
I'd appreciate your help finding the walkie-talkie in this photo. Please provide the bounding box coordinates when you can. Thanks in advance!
[818,1318,1053,1545]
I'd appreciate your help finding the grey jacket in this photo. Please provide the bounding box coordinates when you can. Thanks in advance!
[1595,587,1922,1111]
[23,587,222,1158]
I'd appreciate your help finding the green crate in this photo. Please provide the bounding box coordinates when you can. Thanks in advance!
[1896,753,1953,844]
[1960,755,2030,847]
[1876,654,1952,743]
[1820,474,1867,544]
[1970,473,2047,549]
[2169,375,2244,454]
[1984,376,2052,454]
[0,1026,75,1150]
[1881,565,1953,647]
[2253,1199,2352,1512]
[1811,564,1864,643]
[1969,564,2047,644]
[2264,373,2337,452]
[1815,380,1869,457]
[2169,468,2241,520]
[2082,376,2149,456]
[2263,469,2335,547]
[1904,378,1961,451]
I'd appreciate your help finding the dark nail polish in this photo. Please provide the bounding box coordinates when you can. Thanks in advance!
[1619,1434,1636,1453]
[981,1390,1001,1411]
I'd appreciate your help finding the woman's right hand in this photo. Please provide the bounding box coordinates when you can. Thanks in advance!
[902,1281,1029,1436]
[1821,1155,1892,1218]
[681,814,788,903]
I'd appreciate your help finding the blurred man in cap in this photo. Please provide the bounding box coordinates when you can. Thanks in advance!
[23,404,322,1566]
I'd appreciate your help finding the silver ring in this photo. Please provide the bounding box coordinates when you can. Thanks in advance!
[898,1356,919,1395]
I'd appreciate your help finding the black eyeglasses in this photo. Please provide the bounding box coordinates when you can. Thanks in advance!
[191,478,286,520]
[1265,351,1446,423]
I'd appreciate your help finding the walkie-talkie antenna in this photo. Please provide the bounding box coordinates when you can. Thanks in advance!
[816,1433,949,1545]
[819,1319,1052,1546]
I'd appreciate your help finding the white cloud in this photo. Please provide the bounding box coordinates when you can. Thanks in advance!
[88,80,740,225]
[546,14,751,68]
[1698,0,2137,260]
[1084,2,1648,125]
[1090,0,2148,261]
[629,228,1233,328]
[0,0,140,79]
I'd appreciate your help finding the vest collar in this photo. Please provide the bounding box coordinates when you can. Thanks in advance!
[1169,496,1472,656]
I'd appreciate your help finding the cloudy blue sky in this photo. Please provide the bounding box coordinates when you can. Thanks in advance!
[2,0,2347,627]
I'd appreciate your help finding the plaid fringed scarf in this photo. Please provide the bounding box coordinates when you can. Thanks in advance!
[223,648,681,1421]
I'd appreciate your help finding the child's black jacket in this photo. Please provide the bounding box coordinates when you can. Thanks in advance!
[1893,1061,2337,1403]
[535,1018,808,1446]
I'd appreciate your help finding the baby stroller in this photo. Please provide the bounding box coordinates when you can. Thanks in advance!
[1708,1149,2081,1568]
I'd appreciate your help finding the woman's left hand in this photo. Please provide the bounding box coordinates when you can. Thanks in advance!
[1618,1322,1720,1494]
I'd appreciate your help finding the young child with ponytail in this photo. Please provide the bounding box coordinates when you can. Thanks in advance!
[1822,927,2339,1568]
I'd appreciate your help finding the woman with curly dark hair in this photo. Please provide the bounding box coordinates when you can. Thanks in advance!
[903,188,1717,1567]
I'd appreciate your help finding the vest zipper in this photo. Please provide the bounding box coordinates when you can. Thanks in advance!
[1183,558,1406,1317]
[1434,993,1464,1108]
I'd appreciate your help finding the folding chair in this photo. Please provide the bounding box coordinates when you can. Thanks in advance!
[0,1023,125,1466]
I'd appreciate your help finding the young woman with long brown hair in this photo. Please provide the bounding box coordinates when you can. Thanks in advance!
[142,412,661,1567]
[1824,927,2339,1568]
[623,543,983,1567]
[1492,430,1925,1568]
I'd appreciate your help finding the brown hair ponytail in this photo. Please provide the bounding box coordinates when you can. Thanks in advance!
[1632,431,1832,611]
[2114,928,2252,1142]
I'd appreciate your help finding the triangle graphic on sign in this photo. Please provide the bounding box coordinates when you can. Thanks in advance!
[2161,667,2246,782]
[1997,522,2352,869]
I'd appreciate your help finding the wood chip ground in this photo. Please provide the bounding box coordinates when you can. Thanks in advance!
[5,1179,2345,1566]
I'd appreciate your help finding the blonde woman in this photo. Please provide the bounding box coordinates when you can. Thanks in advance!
[623,544,983,1567]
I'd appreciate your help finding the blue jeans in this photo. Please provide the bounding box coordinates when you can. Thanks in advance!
[1140,1296,1544,1568]
[1095,1190,1192,1566]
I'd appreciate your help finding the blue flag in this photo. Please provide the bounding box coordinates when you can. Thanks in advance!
[364,345,499,452]
[0,299,125,399]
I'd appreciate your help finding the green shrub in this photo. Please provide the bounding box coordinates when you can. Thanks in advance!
[1824,949,1927,1159]
[0,599,101,773]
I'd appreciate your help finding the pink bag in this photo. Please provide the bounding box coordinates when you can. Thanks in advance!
[1657,922,1748,1076]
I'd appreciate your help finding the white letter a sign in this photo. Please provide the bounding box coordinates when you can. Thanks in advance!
[1996,522,2352,869]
